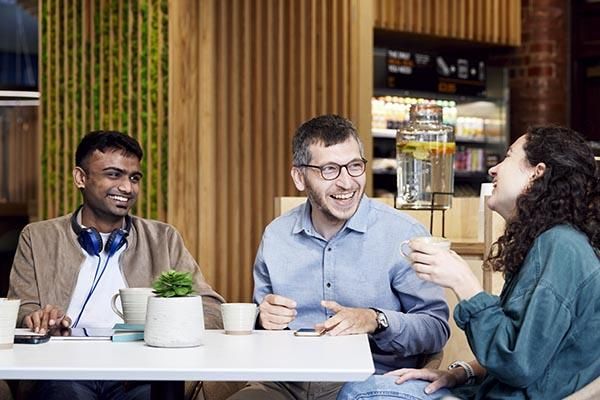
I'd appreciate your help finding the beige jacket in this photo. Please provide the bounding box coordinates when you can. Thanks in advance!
[8,213,225,328]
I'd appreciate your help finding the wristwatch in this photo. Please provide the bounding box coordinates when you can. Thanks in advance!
[448,360,476,385]
[370,308,389,334]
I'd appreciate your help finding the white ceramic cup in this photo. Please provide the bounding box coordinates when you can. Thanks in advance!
[111,288,154,325]
[221,303,258,335]
[400,236,451,258]
[0,298,20,349]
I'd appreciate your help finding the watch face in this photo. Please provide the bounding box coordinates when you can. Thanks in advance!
[377,312,389,328]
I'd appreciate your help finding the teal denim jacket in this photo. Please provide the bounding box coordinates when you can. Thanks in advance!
[454,225,600,399]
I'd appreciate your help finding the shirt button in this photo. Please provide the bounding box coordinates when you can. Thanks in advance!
[327,247,332,252]
[326,282,331,288]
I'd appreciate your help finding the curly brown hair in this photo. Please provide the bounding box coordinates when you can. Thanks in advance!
[485,125,600,275]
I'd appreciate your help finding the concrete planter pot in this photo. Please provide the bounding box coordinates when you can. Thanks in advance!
[144,296,204,348]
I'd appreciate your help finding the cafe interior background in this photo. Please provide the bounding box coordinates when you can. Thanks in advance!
[1,0,600,366]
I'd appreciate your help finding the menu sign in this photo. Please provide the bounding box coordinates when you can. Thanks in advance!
[386,49,486,96]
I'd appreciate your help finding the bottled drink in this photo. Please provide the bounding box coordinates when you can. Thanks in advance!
[396,104,455,209]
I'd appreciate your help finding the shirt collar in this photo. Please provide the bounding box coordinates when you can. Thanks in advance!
[292,195,370,236]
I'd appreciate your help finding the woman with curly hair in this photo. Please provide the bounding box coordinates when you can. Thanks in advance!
[338,125,600,400]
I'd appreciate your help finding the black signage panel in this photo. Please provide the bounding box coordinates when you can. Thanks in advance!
[386,49,486,96]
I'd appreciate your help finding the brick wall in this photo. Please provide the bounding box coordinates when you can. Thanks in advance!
[490,0,569,143]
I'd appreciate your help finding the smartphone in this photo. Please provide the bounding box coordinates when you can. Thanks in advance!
[294,328,323,337]
[14,333,51,344]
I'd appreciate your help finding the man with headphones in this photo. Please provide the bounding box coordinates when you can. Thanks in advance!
[8,130,225,400]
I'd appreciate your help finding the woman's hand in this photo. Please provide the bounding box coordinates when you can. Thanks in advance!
[408,240,483,300]
[384,368,465,395]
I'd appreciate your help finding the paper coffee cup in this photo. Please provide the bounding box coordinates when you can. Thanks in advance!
[221,303,258,335]
[0,298,20,349]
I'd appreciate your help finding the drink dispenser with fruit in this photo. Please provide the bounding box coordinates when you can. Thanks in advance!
[396,104,455,209]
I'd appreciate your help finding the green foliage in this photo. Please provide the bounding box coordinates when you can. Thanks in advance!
[152,270,195,298]
[40,0,169,220]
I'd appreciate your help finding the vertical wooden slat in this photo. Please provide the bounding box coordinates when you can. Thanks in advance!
[108,0,113,126]
[156,0,164,221]
[396,0,404,32]
[53,0,60,216]
[168,0,199,265]
[98,0,104,127]
[117,1,122,129]
[70,0,78,210]
[145,0,153,217]
[341,0,349,115]
[423,0,432,34]
[62,0,69,214]
[353,0,373,185]
[198,0,217,285]
[228,0,240,299]
[252,0,264,271]
[467,0,474,40]
[492,0,500,43]
[135,2,143,214]
[89,0,95,131]
[309,0,316,116]
[240,0,252,301]
[486,0,493,43]
[459,0,465,38]
[216,0,228,294]
[127,1,132,136]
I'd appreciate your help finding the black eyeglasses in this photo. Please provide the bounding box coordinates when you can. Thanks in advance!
[299,159,368,180]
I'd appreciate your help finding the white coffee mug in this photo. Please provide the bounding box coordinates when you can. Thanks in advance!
[221,303,258,335]
[111,288,154,325]
[400,236,451,258]
[0,298,20,349]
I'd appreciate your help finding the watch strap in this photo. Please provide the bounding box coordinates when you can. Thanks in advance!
[369,307,388,334]
[448,360,476,385]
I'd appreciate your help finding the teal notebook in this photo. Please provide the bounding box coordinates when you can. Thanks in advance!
[112,323,145,332]
[111,331,145,342]
[110,323,145,342]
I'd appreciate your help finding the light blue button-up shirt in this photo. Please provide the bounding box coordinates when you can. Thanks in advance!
[253,196,450,373]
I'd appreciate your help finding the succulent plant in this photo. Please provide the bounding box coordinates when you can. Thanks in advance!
[152,270,194,297]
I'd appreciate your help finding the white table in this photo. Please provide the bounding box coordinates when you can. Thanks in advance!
[0,330,375,399]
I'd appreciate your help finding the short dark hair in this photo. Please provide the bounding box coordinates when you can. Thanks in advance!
[75,131,143,169]
[292,114,364,166]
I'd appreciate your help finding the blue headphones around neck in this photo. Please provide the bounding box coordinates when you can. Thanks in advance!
[70,206,132,258]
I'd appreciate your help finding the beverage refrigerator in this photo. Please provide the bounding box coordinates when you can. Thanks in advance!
[371,47,509,199]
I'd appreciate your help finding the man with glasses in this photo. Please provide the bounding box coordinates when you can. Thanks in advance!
[228,115,449,400]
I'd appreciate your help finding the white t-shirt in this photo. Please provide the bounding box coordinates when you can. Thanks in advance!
[66,231,128,328]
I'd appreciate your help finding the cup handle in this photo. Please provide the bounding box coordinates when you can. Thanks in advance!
[399,239,412,259]
[110,293,125,320]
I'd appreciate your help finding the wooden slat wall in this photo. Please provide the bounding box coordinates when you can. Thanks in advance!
[169,0,373,302]
[374,0,521,46]
[39,0,168,221]
[0,105,38,204]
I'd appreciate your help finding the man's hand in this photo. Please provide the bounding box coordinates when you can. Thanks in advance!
[315,300,378,336]
[23,305,71,335]
[258,294,297,330]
